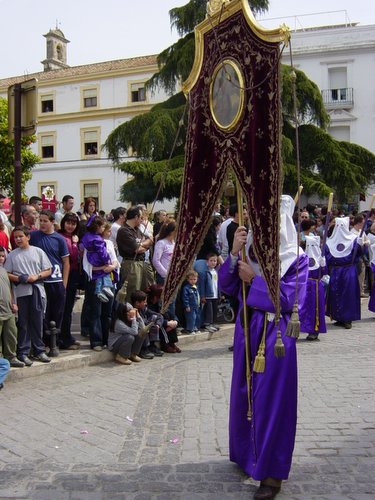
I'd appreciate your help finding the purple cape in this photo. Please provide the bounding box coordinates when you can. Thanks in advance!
[325,242,361,322]
[218,254,308,480]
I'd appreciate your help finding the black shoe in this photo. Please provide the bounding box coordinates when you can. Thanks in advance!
[139,349,154,359]
[344,322,352,329]
[10,357,25,368]
[228,345,234,352]
[19,355,33,367]
[254,484,281,499]
[35,352,51,363]
[306,334,319,341]
[333,321,345,327]
[149,345,164,357]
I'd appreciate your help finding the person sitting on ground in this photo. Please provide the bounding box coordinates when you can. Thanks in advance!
[130,290,165,359]
[108,303,144,365]
[146,284,180,353]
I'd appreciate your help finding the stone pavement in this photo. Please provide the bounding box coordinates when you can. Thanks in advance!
[0,301,374,499]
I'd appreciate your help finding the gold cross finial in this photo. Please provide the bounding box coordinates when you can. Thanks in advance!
[207,0,231,17]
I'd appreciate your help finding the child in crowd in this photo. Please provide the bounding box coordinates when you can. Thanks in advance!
[108,302,144,365]
[81,216,114,303]
[4,226,52,366]
[146,284,180,353]
[130,290,165,359]
[0,246,6,267]
[0,247,25,368]
[202,253,220,337]
[181,269,200,334]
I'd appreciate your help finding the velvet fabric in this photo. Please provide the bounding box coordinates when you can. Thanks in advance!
[299,268,327,335]
[163,9,283,312]
[368,263,375,313]
[325,242,362,322]
[218,253,308,480]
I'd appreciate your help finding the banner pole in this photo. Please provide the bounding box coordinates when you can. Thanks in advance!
[236,179,252,420]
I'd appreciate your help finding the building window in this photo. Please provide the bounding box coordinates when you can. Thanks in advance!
[82,88,98,108]
[39,133,56,160]
[329,125,350,142]
[130,83,146,103]
[329,67,347,101]
[81,180,101,209]
[41,94,54,113]
[81,128,100,157]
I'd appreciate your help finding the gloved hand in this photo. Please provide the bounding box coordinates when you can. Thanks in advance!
[357,236,364,247]
[319,256,326,267]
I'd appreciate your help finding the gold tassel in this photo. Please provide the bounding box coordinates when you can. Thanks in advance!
[274,327,285,358]
[254,315,267,373]
[286,302,300,339]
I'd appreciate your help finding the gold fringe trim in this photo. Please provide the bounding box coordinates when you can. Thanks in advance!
[314,279,320,332]
[286,302,300,339]
[253,314,267,373]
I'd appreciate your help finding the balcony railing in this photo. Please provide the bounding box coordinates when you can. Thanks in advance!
[321,88,354,108]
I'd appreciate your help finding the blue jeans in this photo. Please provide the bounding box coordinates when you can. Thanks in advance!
[60,270,80,348]
[94,275,113,295]
[184,308,200,331]
[85,279,114,348]
[0,358,10,385]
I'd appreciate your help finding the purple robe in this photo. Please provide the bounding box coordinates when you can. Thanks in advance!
[218,254,308,481]
[299,268,327,334]
[369,263,375,313]
[325,242,361,322]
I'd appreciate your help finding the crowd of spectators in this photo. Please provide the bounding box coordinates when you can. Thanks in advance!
[1,193,375,390]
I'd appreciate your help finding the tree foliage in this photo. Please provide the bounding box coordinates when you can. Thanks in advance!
[0,97,39,196]
[104,0,375,206]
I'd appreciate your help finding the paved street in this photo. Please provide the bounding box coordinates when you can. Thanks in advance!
[1,302,375,499]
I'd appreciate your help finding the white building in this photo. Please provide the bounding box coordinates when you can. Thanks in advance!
[1,19,375,212]
[279,21,375,209]
[0,28,170,213]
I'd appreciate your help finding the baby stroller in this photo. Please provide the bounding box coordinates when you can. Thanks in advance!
[217,296,235,323]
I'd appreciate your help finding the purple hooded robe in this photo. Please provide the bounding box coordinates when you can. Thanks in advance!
[325,241,362,322]
[368,263,375,313]
[299,267,327,335]
[218,253,308,480]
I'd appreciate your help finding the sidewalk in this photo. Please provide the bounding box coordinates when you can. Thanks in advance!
[6,301,235,383]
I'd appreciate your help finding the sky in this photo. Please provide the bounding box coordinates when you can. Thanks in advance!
[0,0,375,79]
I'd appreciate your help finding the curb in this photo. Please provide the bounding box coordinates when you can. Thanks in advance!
[6,323,234,383]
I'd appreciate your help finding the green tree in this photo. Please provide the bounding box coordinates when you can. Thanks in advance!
[0,97,40,197]
[104,0,375,205]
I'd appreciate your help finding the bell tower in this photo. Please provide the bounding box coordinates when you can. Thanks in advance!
[41,25,70,71]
